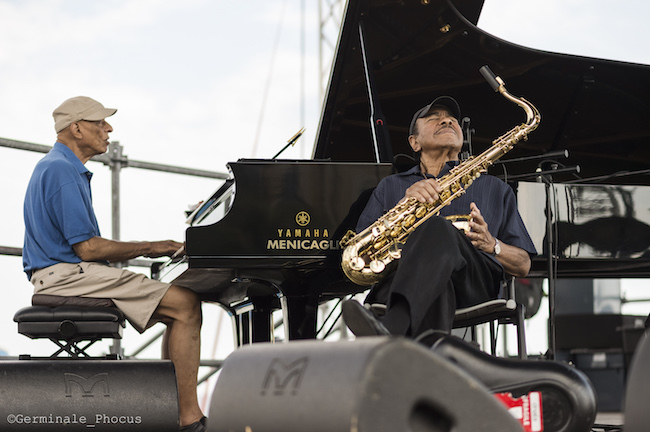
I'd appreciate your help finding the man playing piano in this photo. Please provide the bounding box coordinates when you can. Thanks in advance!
[22,96,207,432]
[342,96,537,341]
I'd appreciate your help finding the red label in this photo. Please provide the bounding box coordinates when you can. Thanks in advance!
[494,391,543,432]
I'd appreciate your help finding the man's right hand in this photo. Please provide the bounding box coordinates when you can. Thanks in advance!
[404,178,442,203]
[74,236,184,263]
[145,240,185,258]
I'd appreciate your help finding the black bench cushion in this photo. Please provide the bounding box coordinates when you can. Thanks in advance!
[14,304,125,340]
[14,306,125,323]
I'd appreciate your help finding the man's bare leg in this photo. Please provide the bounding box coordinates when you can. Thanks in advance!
[153,285,204,427]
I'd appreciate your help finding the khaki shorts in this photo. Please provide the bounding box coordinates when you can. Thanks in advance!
[30,262,172,333]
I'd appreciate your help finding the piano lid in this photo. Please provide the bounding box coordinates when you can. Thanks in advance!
[314,0,650,185]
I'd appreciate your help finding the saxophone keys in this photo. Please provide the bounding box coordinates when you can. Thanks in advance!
[388,243,402,259]
[403,214,417,227]
[340,230,356,247]
[390,226,402,237]
[415,205,428,218]
[384,214,397,225]
[349,256,366,271]
[369,259,386,274]
[373,236,387,250]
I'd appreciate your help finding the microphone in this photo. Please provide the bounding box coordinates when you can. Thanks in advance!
[460,117,474,161]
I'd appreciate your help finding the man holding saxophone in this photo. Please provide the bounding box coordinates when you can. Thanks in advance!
[342,96,537,340]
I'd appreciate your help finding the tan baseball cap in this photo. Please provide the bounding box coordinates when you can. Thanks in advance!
[53,96,117,133]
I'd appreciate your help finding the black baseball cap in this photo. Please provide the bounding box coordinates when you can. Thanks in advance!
[408,96,461,136]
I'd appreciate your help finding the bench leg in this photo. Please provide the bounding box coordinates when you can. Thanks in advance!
[48,338,102,358]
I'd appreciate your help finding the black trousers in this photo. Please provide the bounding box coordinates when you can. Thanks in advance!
[365,216,504,336]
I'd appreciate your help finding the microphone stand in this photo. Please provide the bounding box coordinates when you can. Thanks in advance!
[500,165,580,181]
[538,171,557,359]
[493,151,579,360]
[536,164,578,360]
[495,149,569,165]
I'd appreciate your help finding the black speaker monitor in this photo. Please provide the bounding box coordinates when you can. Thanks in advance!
[209,337,522,432]
[0,360,179,432]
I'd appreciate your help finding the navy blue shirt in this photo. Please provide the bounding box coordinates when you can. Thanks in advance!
[356,162,537,260]
[23,142,102,278]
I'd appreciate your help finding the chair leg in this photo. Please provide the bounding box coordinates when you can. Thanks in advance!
[470,325,478,344]
[489,321,497,355]
[515,304,527,359]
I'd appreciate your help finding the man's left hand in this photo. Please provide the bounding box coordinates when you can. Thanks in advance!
[466,202,497,254]
[464,202,532,277]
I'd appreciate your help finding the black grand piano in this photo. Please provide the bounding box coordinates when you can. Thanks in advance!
[162,0,650,345]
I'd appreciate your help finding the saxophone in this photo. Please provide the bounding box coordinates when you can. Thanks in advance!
[340,66,541,286]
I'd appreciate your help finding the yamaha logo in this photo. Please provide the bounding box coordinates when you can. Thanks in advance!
[295,211,310,226]
[266,211,340,251]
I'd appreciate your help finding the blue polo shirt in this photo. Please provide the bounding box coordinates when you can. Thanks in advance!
[356,162,537,259]
[23,142,102,278]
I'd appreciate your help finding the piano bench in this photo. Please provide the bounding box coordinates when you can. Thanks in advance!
[14,295,126,359]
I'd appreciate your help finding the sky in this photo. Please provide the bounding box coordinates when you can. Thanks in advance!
[1,0,650,410]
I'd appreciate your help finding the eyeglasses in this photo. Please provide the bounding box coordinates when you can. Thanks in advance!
[80,119,108,127]
[73,119,110,131]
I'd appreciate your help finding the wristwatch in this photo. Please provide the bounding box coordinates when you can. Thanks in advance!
[492,238,501,256]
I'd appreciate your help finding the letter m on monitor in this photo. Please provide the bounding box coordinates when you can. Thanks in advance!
[261,357,309,396]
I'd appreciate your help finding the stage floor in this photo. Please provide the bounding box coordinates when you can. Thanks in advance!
[595,412,624,430]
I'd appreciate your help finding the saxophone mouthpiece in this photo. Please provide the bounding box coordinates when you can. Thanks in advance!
[479,65,502,92]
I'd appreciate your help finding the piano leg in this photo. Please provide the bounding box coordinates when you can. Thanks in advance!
[229,295,317,345]
[231,296,278,345]
[280,294,319,340]
[229,294,319,345]
[226,284,323,345]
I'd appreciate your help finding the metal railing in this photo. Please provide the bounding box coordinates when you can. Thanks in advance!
[0,136,230,384]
